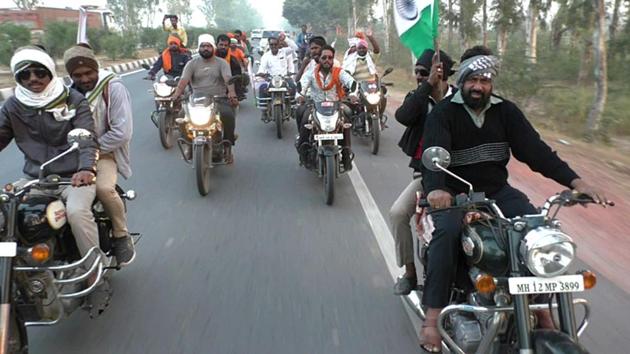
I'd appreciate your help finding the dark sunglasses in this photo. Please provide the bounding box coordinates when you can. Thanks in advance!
[17,67,49,81]
[320,55,333,60]
[416,69,430,77]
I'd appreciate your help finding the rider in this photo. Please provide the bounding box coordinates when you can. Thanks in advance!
[418,45,609,353]
[162,14,188,47]
[146,34,192,81]
[389,48,455,296]
[296,45,358,171]
[63,44,136,266]
[0,46,99,258]
[296,25,312,62]
[278,31,298,67]
[173,34,239,163]
[228,36,249,70]
[233,29,252,56]
[216,34,246,100]
[255,37,295,118]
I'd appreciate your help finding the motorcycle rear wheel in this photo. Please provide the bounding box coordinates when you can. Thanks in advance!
[194,144,211,196]
[158,111,174,149]
[323,154,336,205]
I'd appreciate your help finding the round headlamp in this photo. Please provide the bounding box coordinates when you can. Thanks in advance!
[271,75,284,88]
[188,105,212,126]
[520,227,576,278]
[154,83,174,97]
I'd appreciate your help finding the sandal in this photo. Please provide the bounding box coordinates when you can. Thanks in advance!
[419,318,443,353]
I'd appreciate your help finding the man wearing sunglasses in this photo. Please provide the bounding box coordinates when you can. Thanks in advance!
[63,44,136,266]
[146,35,191,81]
[255,37,295,119]
[389,48,456,297]
[0,46,100,259]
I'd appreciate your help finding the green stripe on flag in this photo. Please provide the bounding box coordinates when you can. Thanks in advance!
[399,0,439,57]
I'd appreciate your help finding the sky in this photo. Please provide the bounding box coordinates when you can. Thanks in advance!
[1,0,289,29]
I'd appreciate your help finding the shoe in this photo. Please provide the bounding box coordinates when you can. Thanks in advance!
[393,276,417,295]
[112,236,136,267]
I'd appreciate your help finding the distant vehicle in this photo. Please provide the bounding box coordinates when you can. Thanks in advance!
[251,29,263,39]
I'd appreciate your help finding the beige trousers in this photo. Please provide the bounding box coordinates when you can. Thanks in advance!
[389,177,423,267]
[96,153,128,238]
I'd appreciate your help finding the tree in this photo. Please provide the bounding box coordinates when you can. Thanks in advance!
[12,0,39,9]
[43,21,77,58]
[211,0,262,31]
[585,0,608,137]
[458,0,480,49]
[166,0,192,24]
[0,23,31,66]
[491,0,522,56]
[107,0,150,33]
[525,0,552,63]
[610,0,623,40]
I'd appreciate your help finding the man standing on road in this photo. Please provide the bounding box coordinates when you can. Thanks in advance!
[389,49,456,296]
[0,46,99,258]
[63,44,136,266]
[174,34,238,163]
[418,45,609,352]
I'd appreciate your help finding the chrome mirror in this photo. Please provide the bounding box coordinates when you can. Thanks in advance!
[67,128,93,145]
[422,146,451,171]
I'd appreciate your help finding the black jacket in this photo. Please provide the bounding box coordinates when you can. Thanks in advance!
[395,81,456,171]
[149,50,192,78]
[0,89,98,178]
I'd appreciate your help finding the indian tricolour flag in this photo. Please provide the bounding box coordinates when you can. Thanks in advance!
[393,0,439,57]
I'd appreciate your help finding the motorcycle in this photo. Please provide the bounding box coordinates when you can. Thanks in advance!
[0,129,138,354]
[255,73,296,139]
[350,67,394,155]
[299,100,353,205]
[403,146,612,354]
[142,64,181,149]
[176,93,232,196]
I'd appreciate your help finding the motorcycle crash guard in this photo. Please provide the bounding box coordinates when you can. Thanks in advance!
[318,145,340,157]
[532,329,589,354]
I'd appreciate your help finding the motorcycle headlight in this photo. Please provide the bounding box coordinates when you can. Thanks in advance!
[271,76,284,88]
[520,227,576,278]
[154,83,174,97]
[365,92,381,105]
[316,112,339,133]
[187,106,212,126]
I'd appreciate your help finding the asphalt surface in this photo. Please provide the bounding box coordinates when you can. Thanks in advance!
[0,70,628,353]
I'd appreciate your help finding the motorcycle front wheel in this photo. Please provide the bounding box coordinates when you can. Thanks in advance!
[322,154,336,205]
[370,113,381,155]
[274,106,283,139]
[7,309,27,354]
[158,111,174,149]
[194,143,211,196]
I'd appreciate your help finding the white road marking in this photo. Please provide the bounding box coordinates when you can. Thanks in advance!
[347,162,424,339]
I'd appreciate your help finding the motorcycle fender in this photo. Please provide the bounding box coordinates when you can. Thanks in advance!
[193,136,208,145]
[318,145,339,157]
[531,329,589,354]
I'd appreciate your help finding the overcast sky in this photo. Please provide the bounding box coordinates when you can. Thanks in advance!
[2,0,288,28]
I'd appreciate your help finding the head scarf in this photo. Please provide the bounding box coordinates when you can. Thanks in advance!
[161,35,186,73]
[456,55,500,87]
[357,39,369,49]
[63,44,99,75]
[197,34,216,50]
[416,49,456,78]
[11,46,68,110]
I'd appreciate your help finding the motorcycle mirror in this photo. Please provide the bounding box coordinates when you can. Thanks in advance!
[67,128,93,146]
[383,67,394,77]
[141,63,151,70]
[422,146,451,171]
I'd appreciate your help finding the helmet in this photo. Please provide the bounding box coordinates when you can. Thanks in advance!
[17,195,67,245]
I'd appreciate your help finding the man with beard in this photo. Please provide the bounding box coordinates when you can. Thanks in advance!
[296,45,358,171]
[216,34,246,100]
[63,44,136,266]
[389,48,455,296]
[255,37,295,119]
[174,34,238,162]
[417,45,609,353]
[146,35,191,81]
[0,46,99,259]
[295,35,327,82]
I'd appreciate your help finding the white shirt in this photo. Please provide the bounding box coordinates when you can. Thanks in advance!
[257,50,290,76]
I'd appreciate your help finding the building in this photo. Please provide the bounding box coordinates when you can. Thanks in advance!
[0,6,112,31]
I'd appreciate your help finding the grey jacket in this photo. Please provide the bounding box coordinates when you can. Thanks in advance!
[0,89,98,178]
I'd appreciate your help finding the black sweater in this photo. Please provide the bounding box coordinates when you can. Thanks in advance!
[422,95,580,195]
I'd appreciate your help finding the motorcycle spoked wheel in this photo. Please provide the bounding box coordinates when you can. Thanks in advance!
[322,154,336,205]
[194,143,211,196]
[158,111,174,149]
[370,113,381,155]
[274,106,283,139]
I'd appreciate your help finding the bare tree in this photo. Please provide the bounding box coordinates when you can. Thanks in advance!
[610,0,623,40]
[12,0,39,9]
[525,0,540,63]
[482,0,488,46]
[585,0,608,137]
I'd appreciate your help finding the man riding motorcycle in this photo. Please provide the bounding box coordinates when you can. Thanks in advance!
[173,34,239,163]
[63,44,136,266]
[255,37,295,118]
[146,35,191,81]
[418,45,609,353]
[217,34,247,101]
[0,46,99,258]
[297,45,358,171]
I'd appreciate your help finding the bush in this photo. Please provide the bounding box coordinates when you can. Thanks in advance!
[87,28,110,55]
[140,27,164,54]
[0,22,31,66]
[42,21,76,58]
[102,32,137,60]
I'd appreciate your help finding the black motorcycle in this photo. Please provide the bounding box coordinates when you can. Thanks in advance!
[403,146,612,354]
[350,67,393,155]
[255,74,296,139]
[298,100,353,205]
[0,129,138,353]
[142,64,181,149]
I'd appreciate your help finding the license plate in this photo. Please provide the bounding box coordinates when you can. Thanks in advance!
[0,242,17,257]
[314,133,343,141]
[268,88,287,92]
[508,275,584,295]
